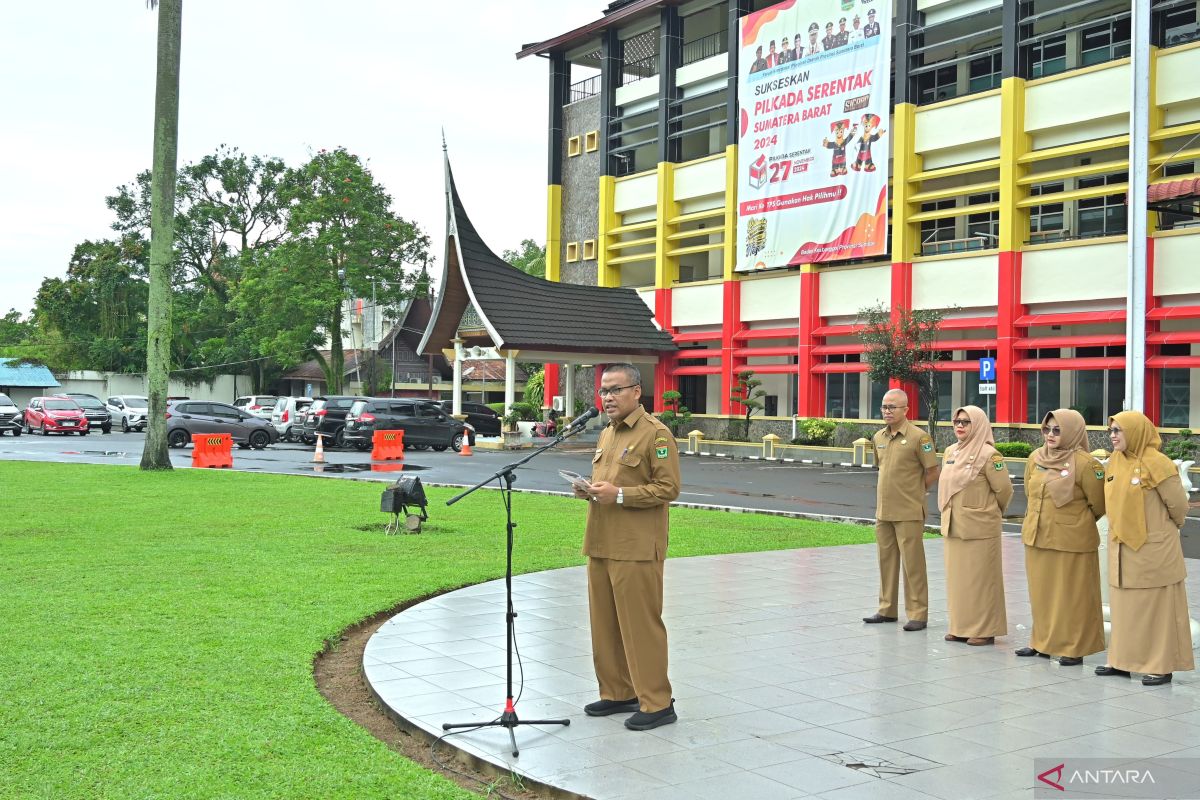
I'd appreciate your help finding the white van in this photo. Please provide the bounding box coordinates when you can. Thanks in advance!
[270,396,313,442]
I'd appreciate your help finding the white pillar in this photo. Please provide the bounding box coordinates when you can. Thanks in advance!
[452,338,464,416]
[504,351,517,414]
[564,363,576,419]
[1125,0,1151,412]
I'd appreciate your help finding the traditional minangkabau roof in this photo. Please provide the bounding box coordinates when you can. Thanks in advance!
[418,155,676,362]
[0,358,60,389]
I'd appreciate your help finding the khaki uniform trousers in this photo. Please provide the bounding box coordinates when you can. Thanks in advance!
[875,520,929,621]
[587,557,672,713]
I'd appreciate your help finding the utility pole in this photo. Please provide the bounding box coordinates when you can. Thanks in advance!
[1126,0,1150,412]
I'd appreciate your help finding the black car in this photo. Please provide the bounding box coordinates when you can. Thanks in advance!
[297,395,369,447]
[344,398,467,452]
[164,400,279,449]
[438,400,501,437]
[58,393,112,434]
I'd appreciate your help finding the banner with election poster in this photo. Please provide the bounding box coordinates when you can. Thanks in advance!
[736,0,892,271]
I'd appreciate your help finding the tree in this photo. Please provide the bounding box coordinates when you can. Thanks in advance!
[858,303,948,438]
[141,0,182,472]
[0,310,33,348]
[659,390,692,437]
[728,370,766,441]
[502,239,546,279]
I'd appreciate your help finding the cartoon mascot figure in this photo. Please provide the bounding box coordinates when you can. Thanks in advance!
[822,119,856,177]
[851,113,886,173]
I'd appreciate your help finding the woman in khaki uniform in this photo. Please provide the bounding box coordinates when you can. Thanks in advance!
[1018,409,1106,666]
[938,406,1014,645]
[1095,411,1195,686]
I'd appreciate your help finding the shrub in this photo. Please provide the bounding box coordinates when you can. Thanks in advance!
[833,422,872,448]
[994,441,1033,458]
[659,390,692,437]
[1164,429,1199,462]
[508,401,540,421]
[792,417,836,446]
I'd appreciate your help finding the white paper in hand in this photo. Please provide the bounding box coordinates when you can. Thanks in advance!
[558,470,591,491]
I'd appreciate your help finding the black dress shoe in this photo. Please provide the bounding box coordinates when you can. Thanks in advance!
[624,701,677,731]
[1095,665,1131,677]
[1142,673,1173,686]
[903,620,927,631]
[584,697,639,716]
[1058,657,1083,666]
[863,614,898,623]
[1015,647,1040,657]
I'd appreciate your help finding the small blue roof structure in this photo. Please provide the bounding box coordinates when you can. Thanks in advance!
[0,358,60,388]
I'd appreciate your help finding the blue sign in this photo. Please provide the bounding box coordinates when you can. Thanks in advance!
[979,358,997,382]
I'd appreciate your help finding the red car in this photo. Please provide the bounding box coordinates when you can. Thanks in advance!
[24,396,90,435]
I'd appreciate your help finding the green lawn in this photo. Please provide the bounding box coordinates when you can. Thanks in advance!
[0,462,875,800]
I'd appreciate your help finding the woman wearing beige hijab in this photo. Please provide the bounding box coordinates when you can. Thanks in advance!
[1018,409,1106,665]
[1095,411,1194,686]
[938,406,1014,645]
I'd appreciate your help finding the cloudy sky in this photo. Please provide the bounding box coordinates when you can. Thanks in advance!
[0,1,596,316]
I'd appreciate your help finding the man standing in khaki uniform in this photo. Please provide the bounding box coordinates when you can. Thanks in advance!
[864,389,940,631]
[577,364,681,731]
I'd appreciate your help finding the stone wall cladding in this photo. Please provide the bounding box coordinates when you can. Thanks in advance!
[561,96,601,289]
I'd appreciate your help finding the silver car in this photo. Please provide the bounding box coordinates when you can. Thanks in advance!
[0,392,23,436]
[106,395,149,432]
[270,396,313,442]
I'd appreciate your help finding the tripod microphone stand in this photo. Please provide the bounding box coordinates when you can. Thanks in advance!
[441,419,594,756]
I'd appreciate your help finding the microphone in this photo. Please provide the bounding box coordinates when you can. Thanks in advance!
[565,406,599,432]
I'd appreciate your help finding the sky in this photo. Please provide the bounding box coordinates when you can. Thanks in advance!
[0,1,597,317]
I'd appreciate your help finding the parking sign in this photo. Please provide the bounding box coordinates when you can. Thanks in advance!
[979,358,997,382]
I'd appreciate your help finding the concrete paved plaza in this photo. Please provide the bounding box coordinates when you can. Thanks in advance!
[365,537,1200,799]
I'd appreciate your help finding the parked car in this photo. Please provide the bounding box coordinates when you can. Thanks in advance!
[24,396,89,435]
[344,398,467,452]
[0,393,23,436]
[105,395,149,432]
[58,393,113,434]
[297,395,368,447]
[233,395,279,420]
[164,400,279,449]
[438,400,502,437]
[270,396,313,442]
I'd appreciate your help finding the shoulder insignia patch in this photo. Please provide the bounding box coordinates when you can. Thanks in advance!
[654,436,669,445]
[921,441,932,453]
[994,460,1005,471]
[1094,469,1104,480]
[656,446,669,459]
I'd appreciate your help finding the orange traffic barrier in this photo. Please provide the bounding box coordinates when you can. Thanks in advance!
[313,434,325,463]
[191,433,233,469]
[372,429,405,461]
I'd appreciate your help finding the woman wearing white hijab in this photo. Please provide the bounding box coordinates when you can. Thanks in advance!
[1018,409,1106,666]
[1095,411,1194,686]
[938,406,1013,645]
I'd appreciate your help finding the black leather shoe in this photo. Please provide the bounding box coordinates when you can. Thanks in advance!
[624,702,677,731]
[1142,673,1173,686]
[902,620,927,631]
[863,614,898,623]
[1095,665,1131,677]
[1015,647,1040,657]
[1058,657,1083,666]
[584,697,638,716]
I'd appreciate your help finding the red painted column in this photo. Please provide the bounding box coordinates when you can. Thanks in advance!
[995,251,1025,424]
[797,267,822,417]
[653,287,675,413]
[542,363,560,411]
[1144,238,1161,423]
[719,280,742,415]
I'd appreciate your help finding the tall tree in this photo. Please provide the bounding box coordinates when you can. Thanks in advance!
[141,0,182,471]
[501,239,546,278]
[858,303,948,438]
[729,369,766,441]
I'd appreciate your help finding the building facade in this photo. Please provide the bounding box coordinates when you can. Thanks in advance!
[522,0,1200,431]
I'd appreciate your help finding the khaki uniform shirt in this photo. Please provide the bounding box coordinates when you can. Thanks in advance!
[584,405,681,561]
[939,447,1014,539]
[871,420,938,521]
[1021,452,1106,552]
[1110,473,1189,588]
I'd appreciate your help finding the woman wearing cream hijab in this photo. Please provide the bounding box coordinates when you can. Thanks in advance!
[1018,409,1106,665]
[938,406,1014,645]
[1096,411,1194,686]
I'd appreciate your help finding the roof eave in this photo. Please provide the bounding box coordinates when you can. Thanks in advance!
[515,0,671,60]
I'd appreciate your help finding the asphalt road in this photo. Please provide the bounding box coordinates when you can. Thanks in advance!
[3,429,1197,557]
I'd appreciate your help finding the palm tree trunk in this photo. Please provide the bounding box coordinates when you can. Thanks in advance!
[140,0,182,471]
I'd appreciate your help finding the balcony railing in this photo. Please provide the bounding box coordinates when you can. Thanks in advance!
[620,55,659,86]
[569,75,600,103]
[682,31,727,66]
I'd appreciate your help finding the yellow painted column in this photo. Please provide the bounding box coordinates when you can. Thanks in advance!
[723,144,739,280]
[655,161,679,289]
[545,184,562,283]
[889,103,922,263]
[998,77,1030,252]
[1148,46,1164,234]
[597,175,619,287]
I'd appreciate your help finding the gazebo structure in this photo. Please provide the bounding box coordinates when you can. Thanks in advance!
[419,155,676,420]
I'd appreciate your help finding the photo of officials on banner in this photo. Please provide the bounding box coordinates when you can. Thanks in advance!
[736,0,892,271]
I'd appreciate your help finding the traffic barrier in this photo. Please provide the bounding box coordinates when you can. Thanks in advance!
[372,429,405,461]
[313,434,326,463]
[191,433,233,469]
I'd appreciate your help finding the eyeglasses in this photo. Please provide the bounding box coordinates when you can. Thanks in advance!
[597,384,638,398]
[1042,426,1062,436]
[952,419,971,427]
[880,404,907,412]
[1108,427,1123,436]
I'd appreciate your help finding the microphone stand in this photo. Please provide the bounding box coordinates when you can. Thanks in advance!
[440,419,594,756]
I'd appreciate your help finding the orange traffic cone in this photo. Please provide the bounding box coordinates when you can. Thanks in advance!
[313,433,326,463]
[459,436,472,456]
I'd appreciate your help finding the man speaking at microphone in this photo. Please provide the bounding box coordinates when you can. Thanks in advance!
[575,363,681,731]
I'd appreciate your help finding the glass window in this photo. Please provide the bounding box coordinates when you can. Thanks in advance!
[1026,349,1062,424]
[935,371,953,422]
[869,379,890,419]
[824,354,861,419]
[1161,367,1191,427]
[916,65,958,105]
[1072,346,1125,425]
[1078,173,1128,237]
[1030,34,1067,78]
[1029,182,1066,243]
[1161,6,1200,48]
[920,199,957,254]
[966,192,999,247]
[967,53,1001,93]
[1081,17,1131,67]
